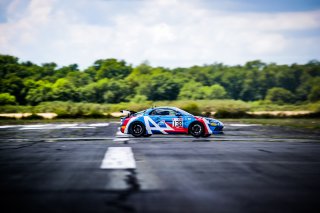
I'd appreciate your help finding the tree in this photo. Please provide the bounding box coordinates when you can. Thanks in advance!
[244,60,266,70]
[137,72,180,101]
[26,80,54,105]
[1,53,320,105]
[131,95,148,103]
[308,85,320,102]
[0,93,16,105]
[66,71,92,87]
[80,79,130,103]
[307,77,320,102]
[0,54,19,78]
[178,81,205,100]
[179,82,227,100]
[220,67,245,99]
[240,68,263,101]
[0,75,25,104]
[102,79,130,103]
[51,78,79,102]
[203,84,228,99]
[85,59,132,80]
[265,87,295,104]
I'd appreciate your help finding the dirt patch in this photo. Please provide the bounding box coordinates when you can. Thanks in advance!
[248,111,311,116]
[0,113,57,119]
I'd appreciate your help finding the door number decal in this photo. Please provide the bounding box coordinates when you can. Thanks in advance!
[173,118,183,127]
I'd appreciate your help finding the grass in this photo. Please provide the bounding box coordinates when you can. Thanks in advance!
[1,100,319,114]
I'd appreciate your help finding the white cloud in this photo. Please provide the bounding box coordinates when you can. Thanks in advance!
[0,0,319,68]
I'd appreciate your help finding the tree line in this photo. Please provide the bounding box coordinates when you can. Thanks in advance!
[0,54,319,106]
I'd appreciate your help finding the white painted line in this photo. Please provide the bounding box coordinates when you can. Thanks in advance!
[37,137,115,142]
[21,124,51,128]
[65,127,95,129]
[229,124,262,127]
[100,147,136,169]
[55,124,78,128]
[17,123,110,130]
[20,124,52,130]
[88,123,110,127]
[0,125,18,129]
[19,123,95,130]
[113,138,130,142]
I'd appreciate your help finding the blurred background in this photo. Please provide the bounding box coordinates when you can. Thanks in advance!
[0,0,319,124]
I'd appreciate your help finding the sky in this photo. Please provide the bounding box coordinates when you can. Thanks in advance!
[0,0,319,69]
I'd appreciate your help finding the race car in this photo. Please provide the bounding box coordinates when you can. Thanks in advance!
[120,106,223,137]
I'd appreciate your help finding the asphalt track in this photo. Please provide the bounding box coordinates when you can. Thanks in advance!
[0,122,320,213]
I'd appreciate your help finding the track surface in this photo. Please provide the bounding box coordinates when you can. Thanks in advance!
[0,122,320,213]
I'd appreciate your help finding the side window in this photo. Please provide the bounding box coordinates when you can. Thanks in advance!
[168,110,176,116]
[160,110,170,116]
[149,109,176,116]
[150,109,161,115]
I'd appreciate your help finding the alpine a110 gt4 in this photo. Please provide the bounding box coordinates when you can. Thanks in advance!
[120,106,223,137]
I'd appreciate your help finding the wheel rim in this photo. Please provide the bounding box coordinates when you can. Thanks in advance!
[192,124,202,135]
[133,124,143,134]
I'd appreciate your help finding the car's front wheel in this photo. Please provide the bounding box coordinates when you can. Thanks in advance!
[130,122,145,137]
[189,122,204,137]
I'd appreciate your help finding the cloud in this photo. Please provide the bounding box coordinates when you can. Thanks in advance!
[0,0,319,68]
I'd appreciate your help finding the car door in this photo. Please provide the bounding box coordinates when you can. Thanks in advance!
[148,108,174,124]
[148,108,186,133]
[160,109,177,127]
[148,109,162,126]
[161,109,185,132]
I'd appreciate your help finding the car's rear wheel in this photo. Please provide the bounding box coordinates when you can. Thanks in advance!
[189,122,204,137]
[130,122,145,137]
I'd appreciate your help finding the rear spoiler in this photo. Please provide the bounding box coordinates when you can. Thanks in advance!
[120,110,137,117]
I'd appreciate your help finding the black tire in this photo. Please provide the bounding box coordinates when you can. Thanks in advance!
[130,122,146,137]
[189,122,204,137]
[143,134,152,137]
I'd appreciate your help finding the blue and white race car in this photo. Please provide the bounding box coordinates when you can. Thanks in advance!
[120,106,223,137]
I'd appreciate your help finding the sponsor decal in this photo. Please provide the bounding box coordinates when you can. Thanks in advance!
[158,120,166,126]
[144,116,174,134]
[172,118,183,128]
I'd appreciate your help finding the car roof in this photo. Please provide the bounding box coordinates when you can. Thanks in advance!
[144,106,193,116]
[150,106,180,111]
[145,106,176,113]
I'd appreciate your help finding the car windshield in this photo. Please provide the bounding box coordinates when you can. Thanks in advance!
[175,108,193,116]
[150,109,176,116]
